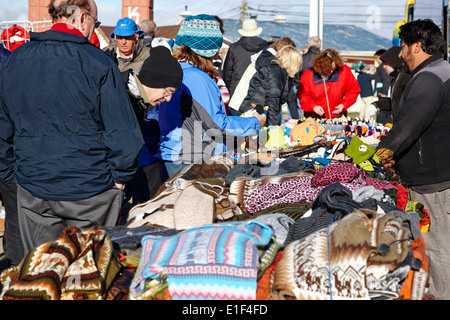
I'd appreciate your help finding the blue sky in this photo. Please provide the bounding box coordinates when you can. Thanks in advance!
[0,0,420,40]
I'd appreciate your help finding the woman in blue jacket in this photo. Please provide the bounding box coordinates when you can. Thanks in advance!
[156,14,266,178]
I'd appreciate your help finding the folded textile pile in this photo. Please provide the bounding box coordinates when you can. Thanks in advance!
[126,155,244,230]
[230,170,314,213]
[0,227,120,300]
[126,179,242,230]
[128,221,272,300]
[271,209,425,300]
[245,162,393,214]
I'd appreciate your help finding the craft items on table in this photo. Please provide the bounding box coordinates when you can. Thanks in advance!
[0,115,432,301]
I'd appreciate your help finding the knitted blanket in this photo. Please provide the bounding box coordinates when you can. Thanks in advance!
[129,221,272,300]
[271,210,411,300]
[0,227,120,300]
[217,155,311,185]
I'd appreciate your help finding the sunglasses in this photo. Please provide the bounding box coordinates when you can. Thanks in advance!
[85,12,101,29]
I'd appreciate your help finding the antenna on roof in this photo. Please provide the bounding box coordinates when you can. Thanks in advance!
[178,5,192,25]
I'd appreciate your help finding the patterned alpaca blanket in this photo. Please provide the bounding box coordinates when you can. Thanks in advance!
[271,210,413,300]
[0,227,120,300]
[129,221,272,300]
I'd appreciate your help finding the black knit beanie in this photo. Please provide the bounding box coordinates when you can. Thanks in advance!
[380,46,403,71]
[138,46,183,89]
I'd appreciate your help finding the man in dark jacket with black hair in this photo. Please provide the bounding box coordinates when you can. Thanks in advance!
[222,19,268,107]
[375,19,450,300]
[0,0,144,258]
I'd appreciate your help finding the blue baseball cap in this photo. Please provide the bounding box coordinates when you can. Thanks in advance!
[110,17,144,39]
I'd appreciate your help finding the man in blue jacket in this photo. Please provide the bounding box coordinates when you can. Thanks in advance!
[0,0,144,258]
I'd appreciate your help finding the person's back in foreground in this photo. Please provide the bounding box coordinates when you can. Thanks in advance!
[0,0,144,257]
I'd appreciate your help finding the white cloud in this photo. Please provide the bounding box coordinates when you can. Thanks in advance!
[0,1,28,23]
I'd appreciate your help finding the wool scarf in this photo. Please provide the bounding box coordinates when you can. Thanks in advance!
[284,183,363,245]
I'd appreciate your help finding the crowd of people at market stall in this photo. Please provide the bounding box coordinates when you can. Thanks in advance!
[0,0,449,301]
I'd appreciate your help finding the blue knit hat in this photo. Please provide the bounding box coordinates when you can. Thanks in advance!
[110,17,144,39]
[175,14,223,58]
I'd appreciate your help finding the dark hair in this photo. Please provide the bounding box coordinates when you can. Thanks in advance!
[212,15,224,34]
[48,0,90,22]
[374,49,386,57]
[399,19,447,55]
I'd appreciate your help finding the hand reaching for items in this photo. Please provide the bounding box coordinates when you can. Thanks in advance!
[313,106,325,116]
[375,148,395,169]
[332,104,345,115]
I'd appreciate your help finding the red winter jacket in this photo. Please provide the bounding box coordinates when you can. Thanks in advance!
[297,64,360,119]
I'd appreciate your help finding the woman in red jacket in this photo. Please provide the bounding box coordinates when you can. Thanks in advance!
[297,48,360,120]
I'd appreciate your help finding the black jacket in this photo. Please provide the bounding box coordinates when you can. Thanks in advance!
[222,36,268,98]
[379,47,411,119]
[299,46,320,79]
[378,55,450,188]
[389,70,411,119]
[238,49,289,126]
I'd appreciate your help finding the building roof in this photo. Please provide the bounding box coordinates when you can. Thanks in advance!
[155,25,180,39]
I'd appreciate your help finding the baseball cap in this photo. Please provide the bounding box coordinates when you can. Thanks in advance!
[110,17,144,39]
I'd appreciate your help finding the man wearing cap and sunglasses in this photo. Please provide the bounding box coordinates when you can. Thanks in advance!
[0,0,144,260]
[104,17,150,73]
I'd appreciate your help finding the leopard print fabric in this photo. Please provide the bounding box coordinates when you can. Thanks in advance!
[311,162,364,187]
[244,162,393,213]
